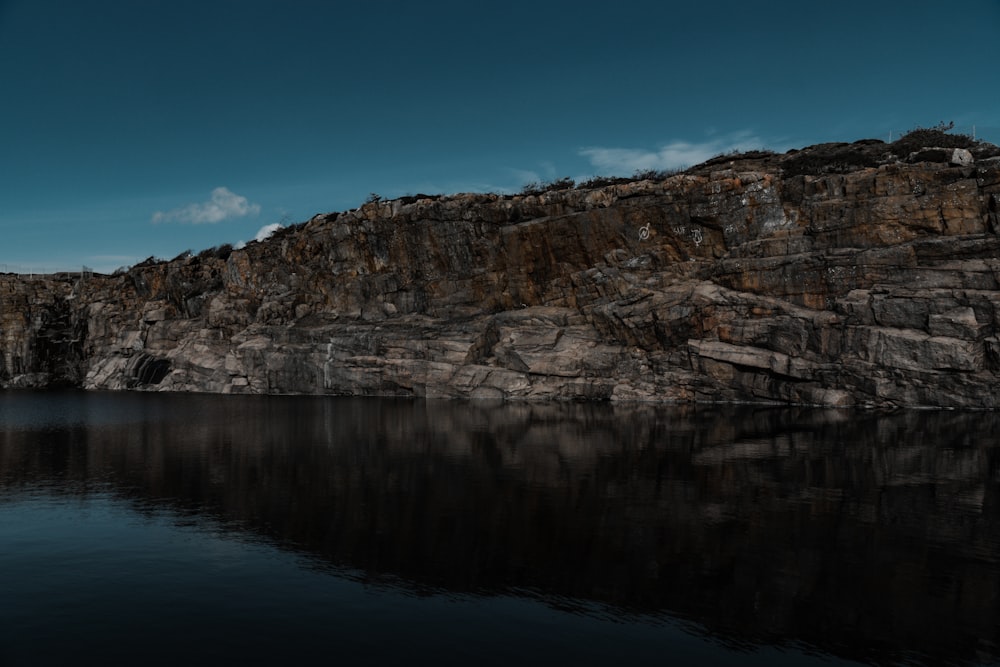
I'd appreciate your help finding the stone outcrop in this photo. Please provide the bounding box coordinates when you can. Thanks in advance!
[3,134,1000,407]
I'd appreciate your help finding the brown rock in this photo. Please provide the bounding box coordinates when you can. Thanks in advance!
[2,137,1000,407]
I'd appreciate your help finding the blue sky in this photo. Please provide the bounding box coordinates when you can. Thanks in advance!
[1,0,998,273]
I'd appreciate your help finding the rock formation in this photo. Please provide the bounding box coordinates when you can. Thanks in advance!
[3,132,1000,407]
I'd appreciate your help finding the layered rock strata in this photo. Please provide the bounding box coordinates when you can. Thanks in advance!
[3,138,1000,407]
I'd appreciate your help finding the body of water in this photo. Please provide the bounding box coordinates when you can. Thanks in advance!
[1,391,998,665]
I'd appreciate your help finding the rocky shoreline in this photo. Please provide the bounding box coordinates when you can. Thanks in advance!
[3,134,1000,407]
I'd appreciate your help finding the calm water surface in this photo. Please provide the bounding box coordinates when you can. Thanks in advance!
[1,391,998,666]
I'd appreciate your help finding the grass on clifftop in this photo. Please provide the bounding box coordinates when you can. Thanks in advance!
[121,126,999,274]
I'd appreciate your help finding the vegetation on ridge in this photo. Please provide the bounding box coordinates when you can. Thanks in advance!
[104,126,1000,276]
[781,123,999,177]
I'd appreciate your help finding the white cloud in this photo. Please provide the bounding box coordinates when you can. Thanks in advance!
[579,132,771,175]
[152,187,261,224]
[234,222,284,250]
[254,222,283,242]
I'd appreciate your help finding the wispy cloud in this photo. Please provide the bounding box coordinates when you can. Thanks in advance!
[152,187,260,224]
[505,168,543,187]
[579,131,771,175]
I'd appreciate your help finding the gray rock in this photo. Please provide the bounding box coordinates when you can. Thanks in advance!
[2,140,1000,408]
[951,148,974,167]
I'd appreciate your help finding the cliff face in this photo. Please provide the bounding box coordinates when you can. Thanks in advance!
[4,138,1000,407]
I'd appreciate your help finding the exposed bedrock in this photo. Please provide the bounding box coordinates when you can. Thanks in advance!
[4,139,1000,407]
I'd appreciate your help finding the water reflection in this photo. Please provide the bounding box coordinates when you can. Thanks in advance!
[1,392,999,665]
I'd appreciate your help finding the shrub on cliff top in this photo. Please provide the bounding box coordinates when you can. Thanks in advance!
[397,193,441,205]
[197,244,233,261]
[781,143,882,177]
[520,177,575,196]
[576,175,632,189]
[890,122,976,155]
[632,168,679,181]
[694,149,776,171]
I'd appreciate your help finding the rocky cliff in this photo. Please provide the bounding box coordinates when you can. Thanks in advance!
[3,133,1000,407]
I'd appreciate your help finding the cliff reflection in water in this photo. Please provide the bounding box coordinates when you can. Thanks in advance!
[1,393,999,665]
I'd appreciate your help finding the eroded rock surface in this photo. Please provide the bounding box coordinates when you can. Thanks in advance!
[3,137,1000,407]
